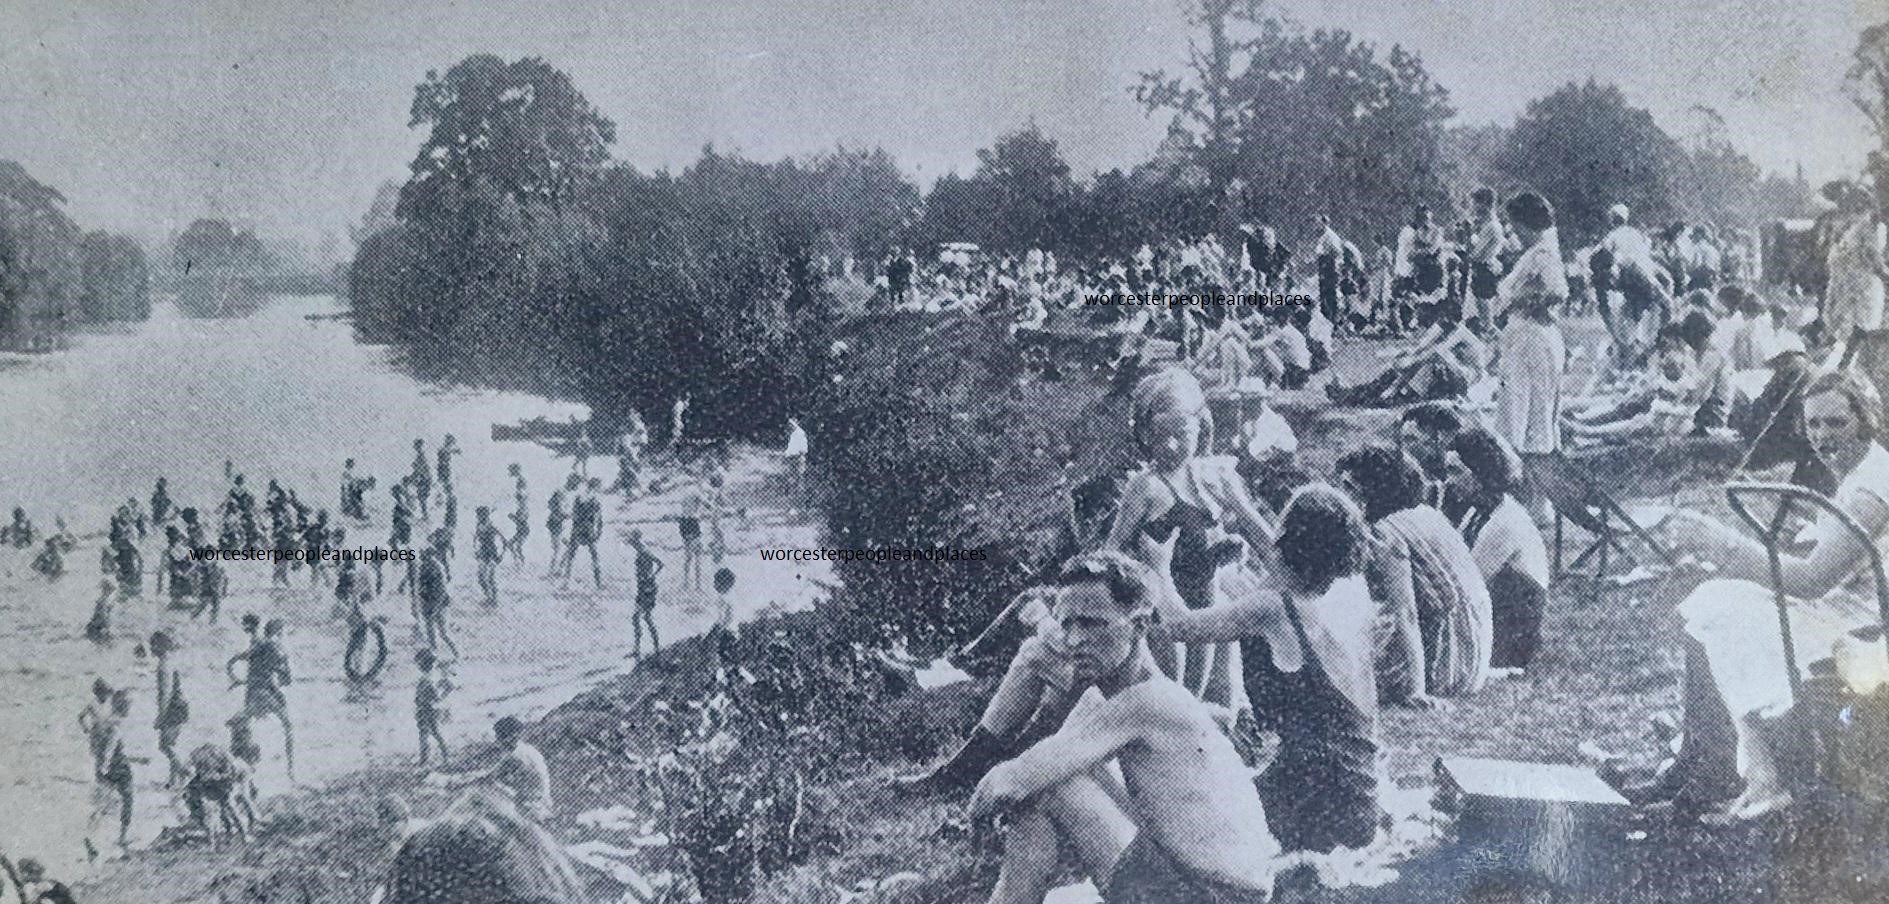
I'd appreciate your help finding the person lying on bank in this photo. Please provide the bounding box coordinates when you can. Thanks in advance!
[1563,315,1728,444]
[970,551,1278,904]
[1325,312,1489,408]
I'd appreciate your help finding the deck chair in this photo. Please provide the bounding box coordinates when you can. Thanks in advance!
[1535,453,1678,579]
[1726,483,1889,820]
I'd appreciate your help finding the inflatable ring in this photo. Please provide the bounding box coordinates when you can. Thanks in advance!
[344,621,389,683]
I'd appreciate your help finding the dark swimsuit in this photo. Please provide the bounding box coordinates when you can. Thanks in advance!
[1143,473,1222,611]
[1248,589,1383,853]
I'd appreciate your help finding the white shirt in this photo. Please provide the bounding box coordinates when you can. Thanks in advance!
[1470,215,1510,265]
[1496,228,1569,317]
[1393,225,1418,277]
[1242,406,1298,459]
[1315,226,1345,258]
[1600,224,1657,272]
[490,742,552,818]
[1467,495,1550,588]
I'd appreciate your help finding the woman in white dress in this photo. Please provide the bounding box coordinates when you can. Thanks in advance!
[1657,368,1889,819]
[1494,192,1570,461]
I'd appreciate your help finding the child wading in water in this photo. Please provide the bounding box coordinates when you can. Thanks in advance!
[414,648,450,767]
[152,630,191,787]
[474,506,503,606]
[630,531,663,658]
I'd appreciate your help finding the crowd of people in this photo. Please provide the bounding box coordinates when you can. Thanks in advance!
[9,177,1887,902]
[878,180,1889,903]
[0,404,790,895]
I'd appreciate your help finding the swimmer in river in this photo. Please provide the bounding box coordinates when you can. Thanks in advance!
[181,506,206,549]
[191,556,227,623]
[227,618,296,784]
[707,474,728,567]
[558,477,604,589]
[505,464,529,564]
[5,857,80,904]
[151,528,177,601]
[151,629,191,787]
[227,474,258,547]
[333,527,369,617]
[437,433,461,492]
[416,544,459,659]
[150,477,173,529]
[630,530,662,658]
[125,497,147,541]
[414,648,449,767]
[440,488,458,562]
[183,741,255,844]
[85,578,115,643]
[31,536,65,580]
[678,496,704,590]
[388,480,414,598]
[85,689,135,857]
[571,418,593,476]
[340,457,357,514]
[713,566,735,630]
[2,506,34,548]
[270,497,296,587]
[410,438,432,520]
[544,473,576,578]
[305,509,331,588]
[474,506,502,606]
[79,678,115,776]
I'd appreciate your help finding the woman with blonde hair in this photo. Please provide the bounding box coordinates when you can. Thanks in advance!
[1108,367,1279,710]
[897,368,1277,794]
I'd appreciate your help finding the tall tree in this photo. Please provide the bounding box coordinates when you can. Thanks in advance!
[1846,22,1889,215]
[397,55,616,223]
[1139,8,1455,243]
[0,161,82,344]
[915,125,1077,253]
[1496,81,1687,242]
[1133,0,1275,187]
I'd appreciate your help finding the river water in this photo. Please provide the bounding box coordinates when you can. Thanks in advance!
[0,294,823,866]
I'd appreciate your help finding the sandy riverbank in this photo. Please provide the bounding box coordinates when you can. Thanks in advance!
[21,444,832,903]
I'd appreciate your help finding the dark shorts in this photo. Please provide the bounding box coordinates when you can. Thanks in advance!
[1471,263,1500,300]
[243,687,286,718]
[1104,833,1270,904]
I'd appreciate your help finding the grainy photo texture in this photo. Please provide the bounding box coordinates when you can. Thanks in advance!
[3,1,1889,901]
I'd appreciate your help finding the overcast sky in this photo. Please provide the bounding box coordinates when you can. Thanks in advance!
[2,0,1881,250]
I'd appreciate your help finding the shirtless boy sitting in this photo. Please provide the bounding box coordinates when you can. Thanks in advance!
[970,552,1279,904]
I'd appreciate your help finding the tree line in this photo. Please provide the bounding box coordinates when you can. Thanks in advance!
[348,6,1835,438]
[0,161,150,348]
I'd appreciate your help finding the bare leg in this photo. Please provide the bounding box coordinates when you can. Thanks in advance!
[273,709,296,784]
[588,543,602,588]
[989,773,1135,904]
[435,612,460,659]
[117,783,133,847]
[987,804,1058,904]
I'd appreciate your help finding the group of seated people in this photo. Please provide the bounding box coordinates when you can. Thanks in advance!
[925,295,1889,901]
[899,368,1554,902]
[1562,283,1810,448]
